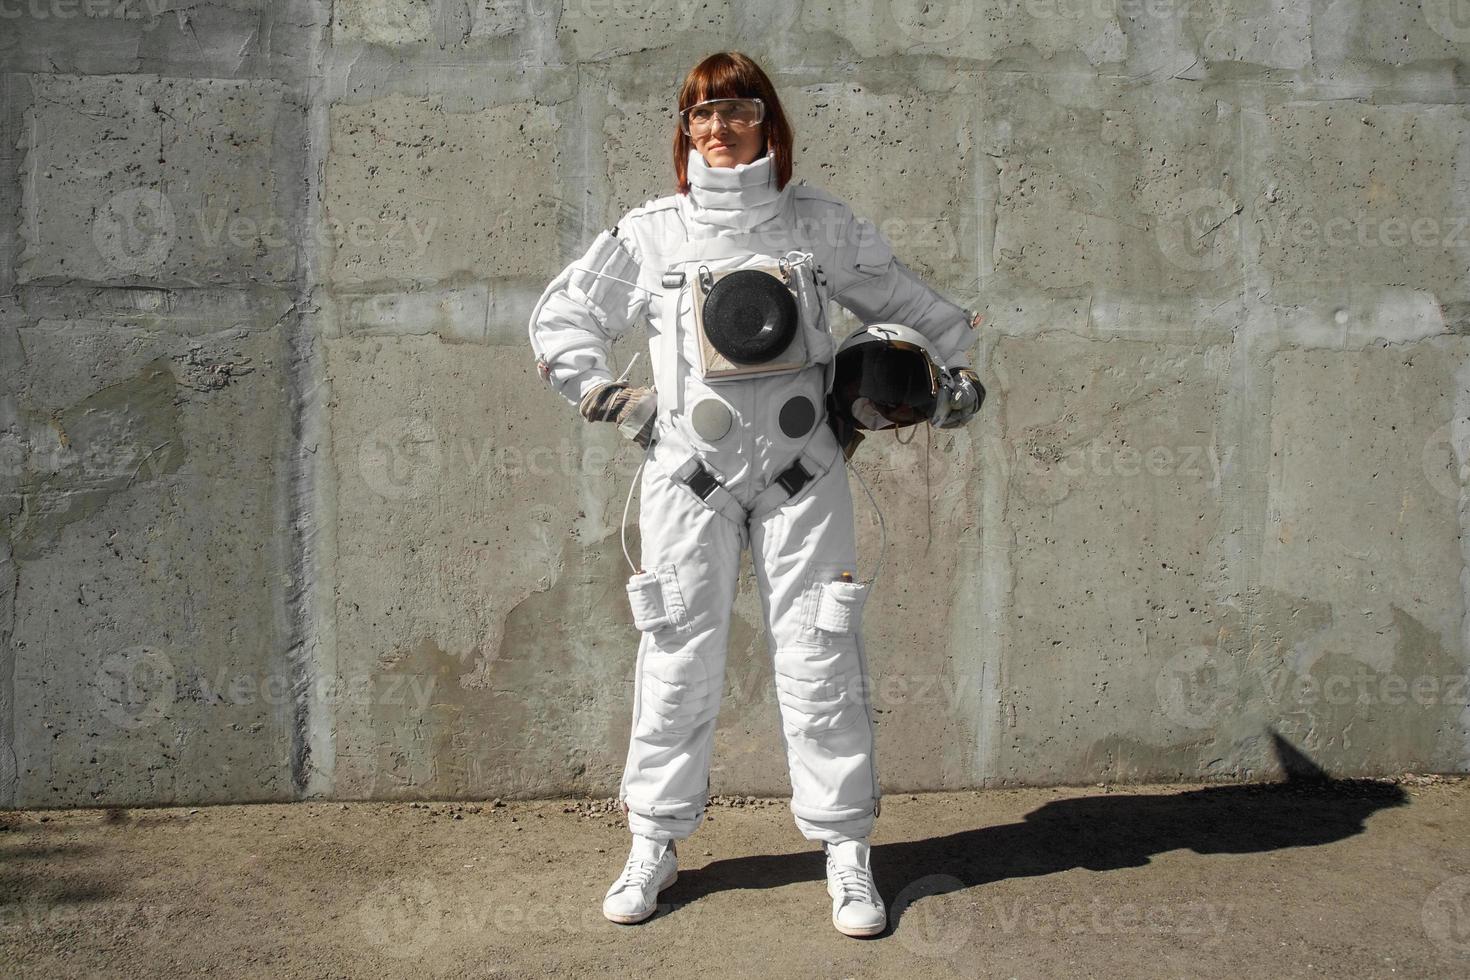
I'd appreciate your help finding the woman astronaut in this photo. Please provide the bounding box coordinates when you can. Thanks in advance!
[527,51,982,937]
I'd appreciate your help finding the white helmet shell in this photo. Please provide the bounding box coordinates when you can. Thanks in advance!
[830,322,946,432]
[835,322,944,365]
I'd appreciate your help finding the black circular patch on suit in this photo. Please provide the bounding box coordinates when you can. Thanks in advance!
[778,395,816,438]
[702,270,798,364]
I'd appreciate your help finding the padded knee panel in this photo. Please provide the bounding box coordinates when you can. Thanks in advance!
[773,645,867,738]
[637,651,719,737]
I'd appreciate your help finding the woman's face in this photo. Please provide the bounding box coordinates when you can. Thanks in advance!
[692,106,765,169]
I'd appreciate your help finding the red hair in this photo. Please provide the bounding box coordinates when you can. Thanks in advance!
[673,52,794,195]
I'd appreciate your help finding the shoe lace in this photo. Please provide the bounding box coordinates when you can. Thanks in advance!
[830,862,875,904]
[615,857,661,891]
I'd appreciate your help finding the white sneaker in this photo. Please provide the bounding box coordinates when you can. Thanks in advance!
[602,834,678,924]
[824,838,886,937]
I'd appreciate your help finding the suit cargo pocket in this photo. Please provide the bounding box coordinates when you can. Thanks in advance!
[626,564,690,633]
[812,578,868,635]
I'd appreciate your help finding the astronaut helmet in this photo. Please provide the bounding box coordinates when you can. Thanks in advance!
[828,322,944,432]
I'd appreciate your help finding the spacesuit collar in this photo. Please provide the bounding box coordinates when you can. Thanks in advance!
[683,147,788,230]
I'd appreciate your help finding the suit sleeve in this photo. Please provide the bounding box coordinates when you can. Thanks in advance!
[825,205,976,370]
[527,225,650,407]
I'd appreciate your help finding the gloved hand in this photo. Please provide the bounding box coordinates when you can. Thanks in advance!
[578,381,658,448]
[931,367,985,429]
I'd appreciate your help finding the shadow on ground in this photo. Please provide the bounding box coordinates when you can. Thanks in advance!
[0,805,137,910]
[664,732,1411,937]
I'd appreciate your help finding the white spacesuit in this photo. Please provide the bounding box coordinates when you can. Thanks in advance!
[528,148,975,850]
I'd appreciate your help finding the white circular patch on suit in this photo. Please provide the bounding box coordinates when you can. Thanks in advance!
[690,397,733,442]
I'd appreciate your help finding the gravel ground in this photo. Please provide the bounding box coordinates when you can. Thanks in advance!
[2,775,1467,978]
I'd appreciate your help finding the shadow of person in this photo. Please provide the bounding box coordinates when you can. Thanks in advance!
[662,731,1410,936]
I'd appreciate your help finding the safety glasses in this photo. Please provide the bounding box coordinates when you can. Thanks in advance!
[679,97,765,136]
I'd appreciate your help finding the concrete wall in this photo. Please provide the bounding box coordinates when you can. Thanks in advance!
[1,0,1467,808]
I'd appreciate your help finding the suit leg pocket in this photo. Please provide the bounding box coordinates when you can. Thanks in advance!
[627,564,690,634]
[799,564,869,642]
[813,579,868,634]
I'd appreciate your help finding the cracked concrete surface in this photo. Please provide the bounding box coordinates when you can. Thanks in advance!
[0,2,1467,810]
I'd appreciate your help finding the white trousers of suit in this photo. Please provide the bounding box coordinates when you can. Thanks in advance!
[617,417,881,845]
